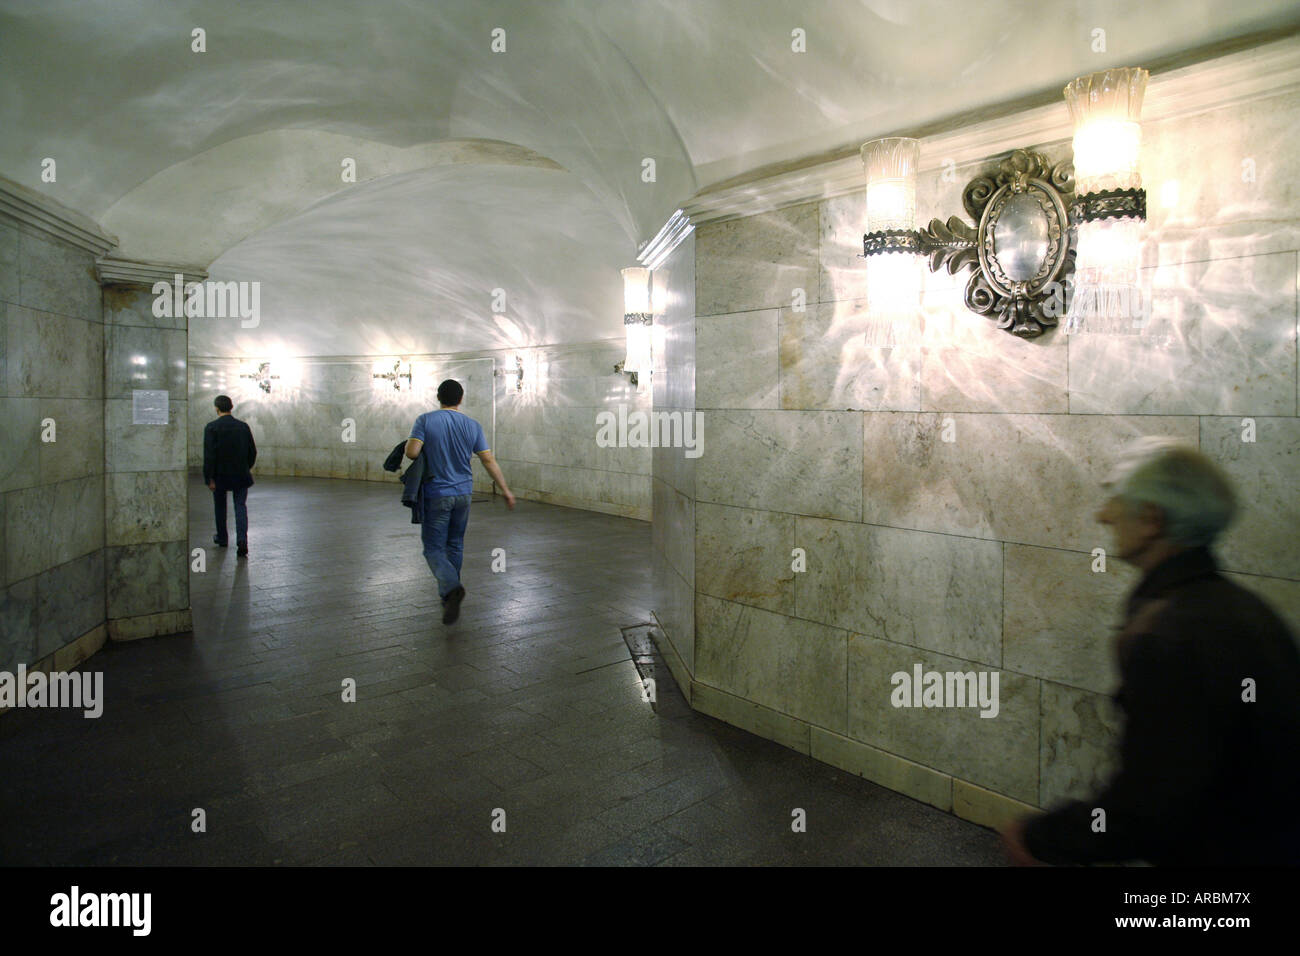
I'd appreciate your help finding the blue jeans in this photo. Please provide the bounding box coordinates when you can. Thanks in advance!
[421,493,471,600]
[213,486,248,546]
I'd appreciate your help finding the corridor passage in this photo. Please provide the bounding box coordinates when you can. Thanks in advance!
[0,476,1001,866]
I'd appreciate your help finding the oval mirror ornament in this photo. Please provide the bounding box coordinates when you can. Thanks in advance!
[994,192,1049,282]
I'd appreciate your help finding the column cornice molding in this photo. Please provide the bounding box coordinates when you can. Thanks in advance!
[0,175,116,256]
[95,256,209,287]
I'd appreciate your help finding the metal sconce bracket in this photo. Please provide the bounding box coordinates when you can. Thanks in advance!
[372,360,412,391]
[863,149,1086,338]
[613,360,638,387]
[239,361,279,394]
[1069,187,1146,224]
[494,356,523,391]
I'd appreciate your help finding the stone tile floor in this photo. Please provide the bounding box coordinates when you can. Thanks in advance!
[0,476,1003,866]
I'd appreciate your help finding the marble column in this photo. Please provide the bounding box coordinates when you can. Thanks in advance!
[96,257,204,641]
[0,175,114,676]
[648,218,697,699]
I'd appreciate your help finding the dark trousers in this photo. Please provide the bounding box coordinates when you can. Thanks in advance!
[213,486,249,547]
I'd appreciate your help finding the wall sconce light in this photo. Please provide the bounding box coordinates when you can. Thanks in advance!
[617,266,654,387]
[494,354,524,391]
[862,143,1075,338]
[239,361,279,394]
[1063,67,1149,333]
[372,358,413,392]
[860,137,923,348]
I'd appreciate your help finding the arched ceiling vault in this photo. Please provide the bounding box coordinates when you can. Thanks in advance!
[3,0,1298,354]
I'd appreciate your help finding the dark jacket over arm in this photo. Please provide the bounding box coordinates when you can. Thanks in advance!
[399,447,428,523]
[1023,547,1300,866]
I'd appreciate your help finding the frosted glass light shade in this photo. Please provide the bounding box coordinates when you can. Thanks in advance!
[621,266,653,375]
[622,267,651,315]
[1074,218,1143,288]
[864,253,922,348]
[861,137,920,233]
[623,322,653,375]
[861,137,921,347]
[1064,68,1148,194]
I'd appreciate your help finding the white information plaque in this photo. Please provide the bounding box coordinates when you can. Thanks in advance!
[132,389,169,425]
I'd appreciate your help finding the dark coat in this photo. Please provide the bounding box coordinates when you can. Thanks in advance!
[383,441,406,473]
[203,415,257,490]
[1023,546,1300,866]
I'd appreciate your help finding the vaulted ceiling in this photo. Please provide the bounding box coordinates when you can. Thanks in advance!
[3,0,1297,355]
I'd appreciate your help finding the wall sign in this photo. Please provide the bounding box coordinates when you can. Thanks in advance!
[132,389,169,425]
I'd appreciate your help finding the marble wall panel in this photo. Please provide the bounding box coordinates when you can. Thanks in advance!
[5,305,103,399]
[35,550,105,660]
[16,226,101,321]
[780,300,921,411]
[920,312,1069,414]
[1038,681,1123,808]
[861,412,1199,550]
[1068,252,1296,416]
[1003,544,1134,694]
[796,517,1002,665]
[1202,415,1300,580]
[657,476,694,582]
[4,482,54,583]
[610,440,653,477]
[105,325,187,399]
[652,439,695,502]
[105,540,188,619]
[819,192,870,305]
[696,204,819,317]
[40,398,104,484]
[287,446,334,476]
[499,402,543,436]
[1141,89,1300,267]
[498,459,540,493]
[847,634,1039,802]
[0,578,38,672]
[695,502,792,615]
[0,396,41,492]
[106,470,188,546]
[591,368,644,407]
[651,543,695,677]
[50,475,104,566]
[697,409,862,520]
[695,592,848,733]
[696,309,780,409]
[105,399,187,472]
[102,283,186,330]
[0,219,18,305]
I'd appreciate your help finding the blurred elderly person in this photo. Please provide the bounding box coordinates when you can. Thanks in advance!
[1001,438,1300,865]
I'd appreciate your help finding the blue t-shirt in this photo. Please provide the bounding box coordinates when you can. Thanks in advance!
[409,409,489,499]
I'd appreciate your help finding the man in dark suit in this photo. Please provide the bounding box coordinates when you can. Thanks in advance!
[1001,438,1300,866]
[203,394,257,557]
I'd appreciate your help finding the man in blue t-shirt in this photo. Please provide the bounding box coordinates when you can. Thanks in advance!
[405,379,515,624]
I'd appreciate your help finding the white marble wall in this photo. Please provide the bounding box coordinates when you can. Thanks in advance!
[1,217,107,670]
[189,341,652,519]
[687,87,1300,819]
